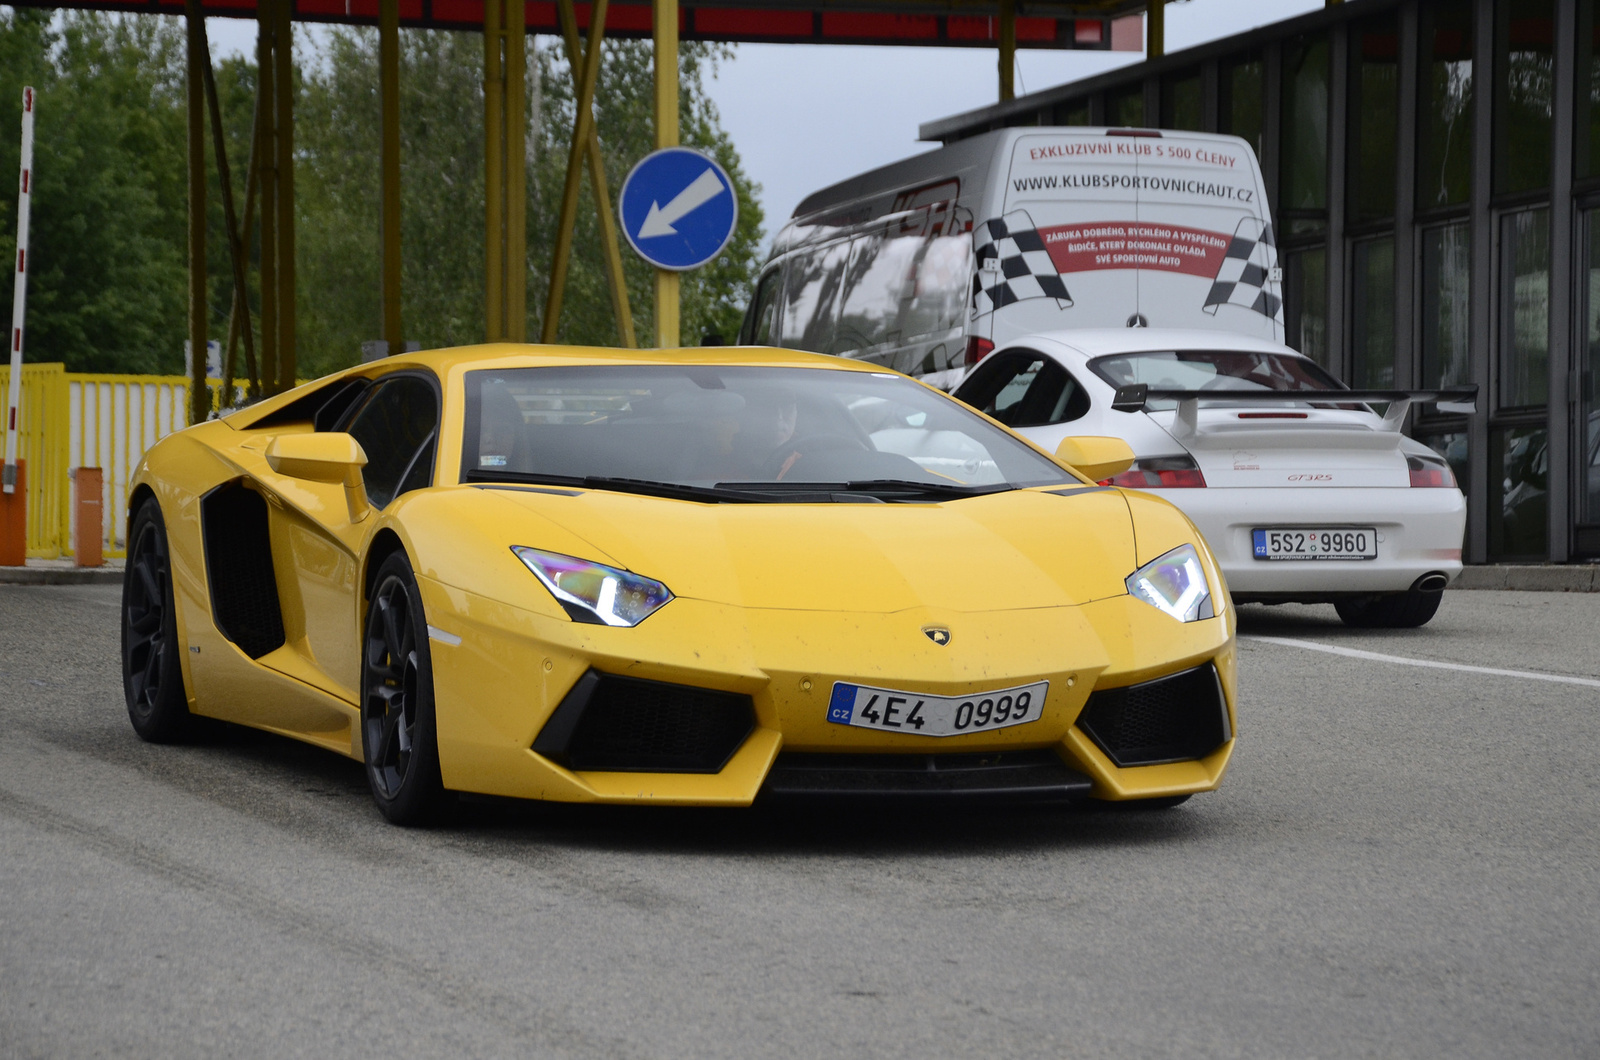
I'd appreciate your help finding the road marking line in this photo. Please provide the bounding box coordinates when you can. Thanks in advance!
[1242,634,1600,689]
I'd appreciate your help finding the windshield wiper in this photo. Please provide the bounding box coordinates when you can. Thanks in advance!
[467,469,759,503]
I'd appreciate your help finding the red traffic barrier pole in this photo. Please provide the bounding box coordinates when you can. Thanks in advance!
[0,457,25,566]
[73,466,102,567]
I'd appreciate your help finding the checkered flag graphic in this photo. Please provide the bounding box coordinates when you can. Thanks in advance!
[970,211,1073,318]
[1203,217,1283,323]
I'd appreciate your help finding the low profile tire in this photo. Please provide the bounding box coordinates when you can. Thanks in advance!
[1334,588,1443,629]
[362,551,448,825]
[122,498,194,742]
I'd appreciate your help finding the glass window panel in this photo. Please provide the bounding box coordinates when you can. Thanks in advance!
[1500,208,1550,408]
[742,270,782,345]
[347,376,439,509]
[1579,2,1600,177]
[1351,237,1396,388]
[1494,0,1554,195]
[1583,211,1600,521]
[1491,424,1549,558]
[1284,246,1328,368]
[778,239,850,353]
[1282,35,1330,213]
[1421,223,1473,387]
[899,231,972,340]
[1108,87,1145,127]
[832,214,972,355]
[1162,71,1203,132]
[1220,56,1264,159]
[1351,16,1399,222]
[1052,99,1091,126]
[1417,431,1472,494]
[1419,0,1474,209]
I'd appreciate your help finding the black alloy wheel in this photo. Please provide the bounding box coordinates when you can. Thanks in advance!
[1334,587,1443,629]
[362,551,448,824]
[122,498,193,742]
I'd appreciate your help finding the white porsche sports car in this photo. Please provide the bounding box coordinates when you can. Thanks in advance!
[953,329,1476,628]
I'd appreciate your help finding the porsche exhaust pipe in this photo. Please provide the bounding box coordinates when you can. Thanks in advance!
[1413,571,1449,594]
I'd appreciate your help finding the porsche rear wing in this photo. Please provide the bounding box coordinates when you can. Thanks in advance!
[1109,383,1478,436]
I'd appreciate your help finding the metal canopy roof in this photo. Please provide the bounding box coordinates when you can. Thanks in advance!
[7,0,1147,48]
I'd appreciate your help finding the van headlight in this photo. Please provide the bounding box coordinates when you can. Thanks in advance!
[512,546,673,626]
[1126,544,1214,622]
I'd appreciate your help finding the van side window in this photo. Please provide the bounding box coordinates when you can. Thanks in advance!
[742,269,782,344]
[832,207,972,356]
[956,351,1090,427]
[779,239,850,352]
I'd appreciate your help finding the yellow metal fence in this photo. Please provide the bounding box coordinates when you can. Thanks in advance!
[1,364,211,560]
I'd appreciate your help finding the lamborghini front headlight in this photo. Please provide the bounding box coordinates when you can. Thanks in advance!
[1126,543,1214,622]
[512,546,673,627]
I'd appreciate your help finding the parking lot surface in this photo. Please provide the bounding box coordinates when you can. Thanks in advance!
[3,583,1598,1058]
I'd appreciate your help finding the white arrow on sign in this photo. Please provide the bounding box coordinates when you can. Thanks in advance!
[638,167,726,239]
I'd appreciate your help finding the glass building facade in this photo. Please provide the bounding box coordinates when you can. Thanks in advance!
[921,0,1600,563]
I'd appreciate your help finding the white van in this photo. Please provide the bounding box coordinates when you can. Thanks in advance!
[739,127,1283,389]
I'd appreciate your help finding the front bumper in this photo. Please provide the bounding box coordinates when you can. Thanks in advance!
[417,577,1238,806]
[1145,485,1466,596]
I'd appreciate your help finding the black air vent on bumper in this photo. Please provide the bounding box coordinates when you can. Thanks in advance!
[1077,664,1231,767]
[533,671,755,773]
[760,750,1092,802]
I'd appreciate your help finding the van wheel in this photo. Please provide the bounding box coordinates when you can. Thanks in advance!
[1334,589,1443,629]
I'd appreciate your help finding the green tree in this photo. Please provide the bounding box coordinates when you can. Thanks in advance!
[529,38,764,346]
[295,29,763,375]
[0,12,191,374]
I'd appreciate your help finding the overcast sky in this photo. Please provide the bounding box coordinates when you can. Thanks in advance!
[205,0,1322,243]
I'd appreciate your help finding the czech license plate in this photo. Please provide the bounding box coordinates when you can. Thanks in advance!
[826,680,1048,737]
[1252,527,1378,561]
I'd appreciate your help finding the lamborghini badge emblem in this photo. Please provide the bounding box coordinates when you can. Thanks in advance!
[923,627,951,646]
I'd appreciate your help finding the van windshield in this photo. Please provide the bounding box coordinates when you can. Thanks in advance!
[1089,350,1343,393]
[461,365,1075,502]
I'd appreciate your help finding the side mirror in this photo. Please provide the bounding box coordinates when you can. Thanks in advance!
[1055,436,1136,483]
[266,432,372,522]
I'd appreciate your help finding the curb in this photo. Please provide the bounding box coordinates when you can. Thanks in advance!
[1454,565,1600,592]
[0,565,124,586]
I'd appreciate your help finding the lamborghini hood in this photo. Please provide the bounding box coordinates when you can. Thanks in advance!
[479,485,1135,613]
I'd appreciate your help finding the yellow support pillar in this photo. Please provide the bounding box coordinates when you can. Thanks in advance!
[998,0,1015,102]
[483,0,503,340]
[1147,0,1164,60]
[185,0,208,424]
[273,0,296,391]
[653,0,679,348]
[543,0,609,344]
[256,3,278,395]
[380,0,403,354]
[505,0,526,342]
[484,0,527,343]
[557,3,636,348]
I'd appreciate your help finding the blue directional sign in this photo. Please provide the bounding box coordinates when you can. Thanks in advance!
[619,148,738,272]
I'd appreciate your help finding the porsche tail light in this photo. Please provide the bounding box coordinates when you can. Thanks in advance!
[1407,454,1456,488]
[964,336,994,368]
[1101,455,1206,488]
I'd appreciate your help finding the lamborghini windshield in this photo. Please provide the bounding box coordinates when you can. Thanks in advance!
[460,364,1074,500]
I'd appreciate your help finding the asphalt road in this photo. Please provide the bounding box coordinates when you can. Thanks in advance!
[3,584,1599,1059]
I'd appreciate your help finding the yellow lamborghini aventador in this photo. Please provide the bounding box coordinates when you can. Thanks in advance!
[122,345,1237,823]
